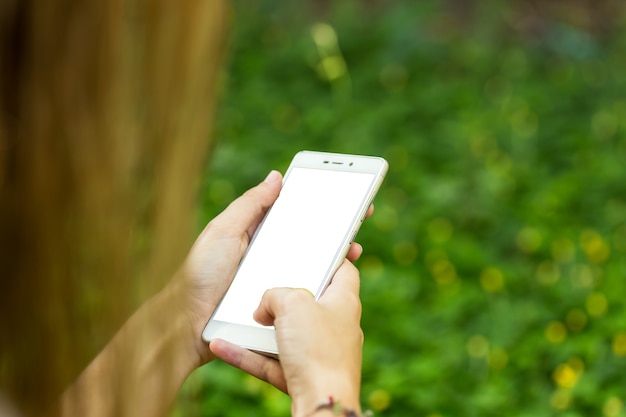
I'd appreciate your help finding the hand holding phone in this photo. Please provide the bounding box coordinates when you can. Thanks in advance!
[202,151,388,356]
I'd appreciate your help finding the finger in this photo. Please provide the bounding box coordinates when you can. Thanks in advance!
[346,242,363,262]
[253,287,314,326]
[210,339,288,393]
[204,171,282,241]
[319,260,360,305]
[365,204,374,219]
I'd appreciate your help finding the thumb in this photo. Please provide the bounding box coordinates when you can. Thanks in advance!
[202,170,282,241]
[253,288,315,326]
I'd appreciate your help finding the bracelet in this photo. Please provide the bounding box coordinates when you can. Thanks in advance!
[309,396,373,417]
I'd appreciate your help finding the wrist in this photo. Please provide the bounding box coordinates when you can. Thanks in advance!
[298,396,366,417]
[151,280,206,373]
[291,376,361,417]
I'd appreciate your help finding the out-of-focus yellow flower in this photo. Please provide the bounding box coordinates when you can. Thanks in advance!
[489,348,509,370]
[545,321,567,344]
[467,335,489,358]
[368,389,391,412]
[580,229,610,264]
[480,267,505,293]
[516,227,542,253]
[566,308,587,332]
[612,332,626,357]
[604,396,623,417]
[550,388,572,410]
[586,292,608,317]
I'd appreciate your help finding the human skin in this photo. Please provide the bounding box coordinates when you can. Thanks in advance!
[62,170,368,417]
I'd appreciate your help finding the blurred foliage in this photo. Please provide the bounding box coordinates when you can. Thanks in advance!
[173,0,626,416]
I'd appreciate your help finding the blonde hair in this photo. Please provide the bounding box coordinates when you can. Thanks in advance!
[0,0,228,414]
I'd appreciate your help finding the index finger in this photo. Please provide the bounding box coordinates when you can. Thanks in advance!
[318,260,361,307]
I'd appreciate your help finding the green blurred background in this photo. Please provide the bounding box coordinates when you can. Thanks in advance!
[173,1,626,416]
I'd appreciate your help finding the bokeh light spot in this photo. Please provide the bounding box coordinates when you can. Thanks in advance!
[553,363,580,389]
[545,321,567,344]
[427,217,453,244]
[604,397,624,417]
[586,292,608,317]
[368,389,391,412]
[430,259,457,286]
[310,22,338,50]
[317,56,347,81]
[536,261,560,285]
[550,388,572,410]
[566,308,587,332]
[467,335,489,358]
[516,227,542,253]
[480,267,505,293]
[425,248,448,268]
[392,241,418,265]
[489,348,509,370]
[580,229,611,264]
[571,264,596,289]
[551,238,576,263]
[612,332,626,357]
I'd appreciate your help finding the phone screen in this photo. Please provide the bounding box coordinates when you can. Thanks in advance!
[212,166,375,328]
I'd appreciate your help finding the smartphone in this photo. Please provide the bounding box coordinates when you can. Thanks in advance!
[201,151,388,356]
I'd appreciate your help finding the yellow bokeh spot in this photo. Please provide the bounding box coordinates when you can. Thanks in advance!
[604,396,624,417]
[572,264,596,289]
[586,292,608,317]
[310,22,338,50]
[425,248,448,267]
[368,389,391,412]
[467,335,490,358]
[612,332,626,356]
[580,229,611,264]
[536,261,560,285]
[551,238,575,263]
[545,321,567,344]
[316,56,347,81]
[568,356,585,373]
[480,267,505,293]
[489,348,509,370]
[360,256,384,280]
[427,217,453,244]
[550,388,572,410]
[431,259,457,286]
[553,364,577,388]
[393,240,418,265]
[517,227,542,253]
[566,308,588,332]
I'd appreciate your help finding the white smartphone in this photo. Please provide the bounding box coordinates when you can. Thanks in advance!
[201,150,388,356]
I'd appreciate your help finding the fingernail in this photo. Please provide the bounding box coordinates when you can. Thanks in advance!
[264,170,280,184]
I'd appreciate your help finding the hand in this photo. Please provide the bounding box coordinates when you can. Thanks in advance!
[210,259,364,417]
[166,170,283,367]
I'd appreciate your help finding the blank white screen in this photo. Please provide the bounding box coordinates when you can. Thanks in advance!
[212,167,374,328]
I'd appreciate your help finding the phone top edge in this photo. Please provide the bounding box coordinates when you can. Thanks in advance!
[292,151,388,175]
